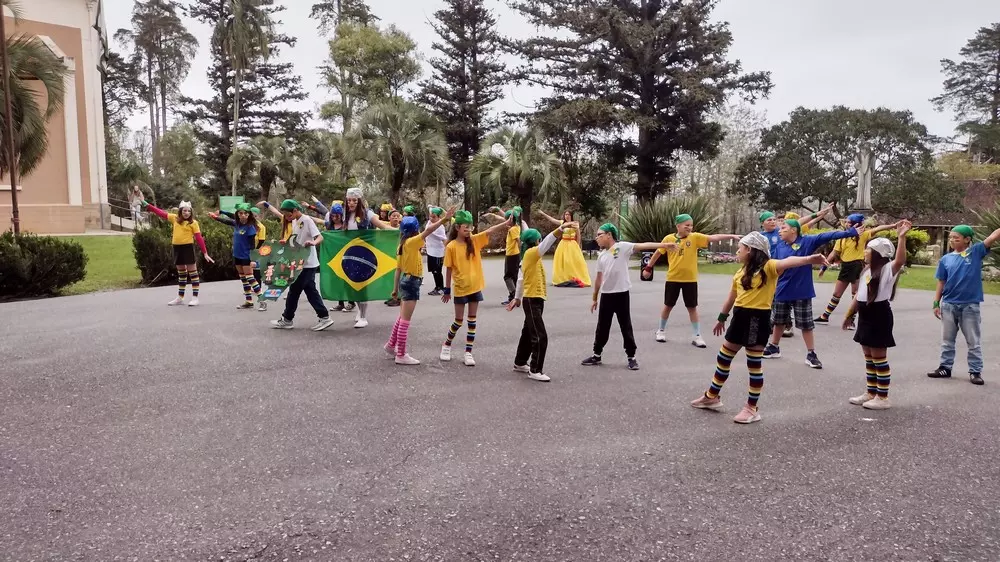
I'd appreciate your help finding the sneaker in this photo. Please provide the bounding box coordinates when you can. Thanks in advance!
[733,405,762,424]
[187,298,200,307]
[970,372,985,386]
[814,316,829,325]
[384,343,396,359]
[762,344,781,359]
[330,303,345,312]
[311,317,334,331]
[238,301,255,309]
[428,289,442,296]
[270,317,294,329]
[343,303,356,313]
[847,320,856,331]
[690,393,724,411]
[927,367,952,379]
[167,297,184,306]
[782,327,793,338]
[385,298,400,307]
[581,355,602,366]
[354,318,369,329]
[627,357,639,371]
[512,364,530,373]
[691,335,707,348]
[464,352,476,367]
[862,397,891,410]
[805,351,823,369]
[501,299,512,306]
[440,345,452,361]
[849,392,875,405]
[257,301,268,312]
[655,330,667,343]
[395,354,421,366]
[528,372,551,382]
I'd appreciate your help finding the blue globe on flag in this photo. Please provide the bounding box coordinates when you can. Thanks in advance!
[342,245,379,284]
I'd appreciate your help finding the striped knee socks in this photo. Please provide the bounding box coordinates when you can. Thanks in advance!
[189,271,201,297]
[465,316,477,353]
[249,276,261,295]
[874,359,890,397]
[387,317,401,350]
[865,354,877,395]
[396,319,410,357]
[445,319,463,347]
[241,275,253,302]
[707,346,736,399]
[746,349,764,408]
[820,295,841,320]
[177,271,188,297]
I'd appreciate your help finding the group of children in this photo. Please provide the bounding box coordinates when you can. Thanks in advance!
[140,195,997,422]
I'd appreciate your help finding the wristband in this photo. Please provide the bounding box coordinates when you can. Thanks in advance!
[811,213,818,219]
[820,265,828,272]
[263,202,270,208]
[717,312,729,322]
[933,300,940,308]
[443,288,451,296]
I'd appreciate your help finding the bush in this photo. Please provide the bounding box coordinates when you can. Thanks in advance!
[975,205,1000,270]
[620,196,722,243]
[0,232,88,299]
[876,228,930,266]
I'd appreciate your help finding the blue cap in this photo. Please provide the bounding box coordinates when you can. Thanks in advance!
[400,216,420,235]
[847,213,864,225]
[330,203,344,216]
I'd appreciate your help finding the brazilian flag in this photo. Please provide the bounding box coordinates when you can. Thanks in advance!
[320,230,399,301]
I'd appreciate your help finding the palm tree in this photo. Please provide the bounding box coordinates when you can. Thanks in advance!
[352,101,452,207]
[466,128,562,220]
[227,135,302,203]
[215,0,273,195]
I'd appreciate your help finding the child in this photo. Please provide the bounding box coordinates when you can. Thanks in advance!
[209,202,261,309]
[388,209,403,229]
[269,200,334,331]
[384,209,456,365]
[927,224,1000,385]
[691,232,828,424]
[143,200,215,306]
[425,206,448,296]
[580,224,677,370]
[842,223,910,409]
[345,188,394,328]
[440,210,513,366]
[642,214,741,347]
[324,202,351,313]
[502,208,523,305]
[507,222,576,382]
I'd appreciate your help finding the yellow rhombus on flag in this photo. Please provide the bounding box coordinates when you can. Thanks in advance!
[320,230,399,301]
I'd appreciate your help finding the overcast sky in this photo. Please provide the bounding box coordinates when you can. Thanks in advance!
[104,0,1000,140]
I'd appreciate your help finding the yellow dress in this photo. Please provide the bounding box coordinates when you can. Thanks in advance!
[551,227,592,287]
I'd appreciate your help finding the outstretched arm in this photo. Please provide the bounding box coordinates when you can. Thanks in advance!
[484,216,513,235]
[707,234,741,243]
[775,253,827,274]
[892,221,910,276]
[420,207,457,240]
[209,212,236,227]
[258,201,284,220]
[984,227,1000,249]
[538,210,562,227]
[143,202,169,220]
[633,241,678,252]
[869,221,902,235]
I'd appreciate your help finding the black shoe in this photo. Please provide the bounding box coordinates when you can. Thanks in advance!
[970,372,984,385]
[581,355,602,366]
[428,289,442,296]
[331,303,345,312]
[814,316,829,325]
[806,351,823,369]
[501,299,511,306]
[927,367,952,379]
[627,357,639,371]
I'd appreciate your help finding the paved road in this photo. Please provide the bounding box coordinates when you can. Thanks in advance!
[2,259,999,561]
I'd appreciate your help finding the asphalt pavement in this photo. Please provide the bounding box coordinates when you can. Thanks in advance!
[2,258,999,561]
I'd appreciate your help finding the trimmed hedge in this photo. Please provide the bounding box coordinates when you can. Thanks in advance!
[0,232,88,299]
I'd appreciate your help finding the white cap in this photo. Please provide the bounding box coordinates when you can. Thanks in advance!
[346,187,363,198]
[740,231,770,257]
[867,237,895,258]
[178,201,192,210]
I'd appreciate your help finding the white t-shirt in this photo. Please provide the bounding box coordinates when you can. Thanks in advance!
[425,221,447,258]
[291,215,321,268]
[597,241,635,294]
[346,209,378,230]
[856,263,898,303]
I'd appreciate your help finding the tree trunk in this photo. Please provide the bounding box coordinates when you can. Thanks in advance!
[146,56,158,176]
[516,185,533,227]
[231,69,242,196]
[635,125,656,202]
[391,162,406,208]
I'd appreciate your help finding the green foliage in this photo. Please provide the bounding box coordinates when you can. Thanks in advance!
[467,128,561,219]
[875,228,931,266]
[155,124,207,202]
[309,0,378,35]
[975,204,1000,270]
[619,197,722,243]
[228,135,303,203]
[0,233,87,299]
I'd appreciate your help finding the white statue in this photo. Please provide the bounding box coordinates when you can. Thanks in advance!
[853,145,873,211]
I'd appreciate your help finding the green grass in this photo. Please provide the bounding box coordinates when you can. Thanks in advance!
[59,235,141,296]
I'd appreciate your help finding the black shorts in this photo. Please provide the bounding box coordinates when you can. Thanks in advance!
[173,244,196,266]
[854,300,896,349]
[725,307,772,348]
[455,291,484,305]
[234,257,252,266]
[838,260,864,283]
[664,281,698,307]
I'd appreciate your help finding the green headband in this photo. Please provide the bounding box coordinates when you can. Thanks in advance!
[403,205,415,215]
[675,213,693,224]
[235,202,252,212]
[250,206,260,215]
[759,211,775,223]
[952,225,974,239]
[279,199,301,212]
[599,223,619,241]
[430,207,444,216]
[784,218,801,234]
[520,228,541,245]
[453,210,474,225]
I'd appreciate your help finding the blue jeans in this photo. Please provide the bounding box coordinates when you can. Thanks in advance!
[282,267,328,322]
[940,302,983,373]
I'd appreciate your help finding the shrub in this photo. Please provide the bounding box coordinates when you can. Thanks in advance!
[875,228,930,266]
[0,232,88,299]
[975,205,1000,270]
[620,196,722,243]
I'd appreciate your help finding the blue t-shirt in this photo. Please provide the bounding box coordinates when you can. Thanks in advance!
[772,228,857,302]
[762,228,781,255]
[232,223,258,260]
[936,242,988,304]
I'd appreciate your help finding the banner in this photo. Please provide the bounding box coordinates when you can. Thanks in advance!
[320,230,399,302]
[218,195,245,213]
[251,240,313,301]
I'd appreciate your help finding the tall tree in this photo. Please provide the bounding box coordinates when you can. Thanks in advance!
[416,0,506,208]
[309,0,378,34]
[509,0,771,202]
[466,128,562,219]
[227,135,302,202]
[101,50,147,132]
[931,22,1000,162]
[181,0,309,196]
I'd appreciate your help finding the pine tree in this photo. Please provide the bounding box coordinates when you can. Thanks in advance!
[932,22,1000,162]
[180,0,309,196]
[416,0,506,207]
[310,0,378,34]
[509,0,772,202]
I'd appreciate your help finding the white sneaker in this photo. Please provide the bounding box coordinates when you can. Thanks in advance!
[691,335,707,348]
[464,352,476,367]
[270,317,294,329]
[354,318,368,329]
[187,298,200,307]
[395,354,421,366]
[439,345,452,361]
[849,392,875,405]
[528,372,551,382]
[655,330,666,342]
[167,297,184,306]
[512,364,530,373]
[862,397,891,410]
[311,317,334,331]
[257,301,267,312]
[384,343,396,359]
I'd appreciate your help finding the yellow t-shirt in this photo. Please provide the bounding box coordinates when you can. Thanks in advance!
[835,230,872,263]
[506,225,521,256]
[255,222,267,244]
[445,232,490,297]
[521,246,547,299]
[399,235,424,277]
[281,221,294,241]
[732,260,780,310]
[168,214,201,245]
[655,232,709,283]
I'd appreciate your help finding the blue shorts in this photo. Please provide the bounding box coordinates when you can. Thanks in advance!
[399,274,422,301]
[454,291,484,305]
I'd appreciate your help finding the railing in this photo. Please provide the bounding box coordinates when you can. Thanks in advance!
[106,197,148,232]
